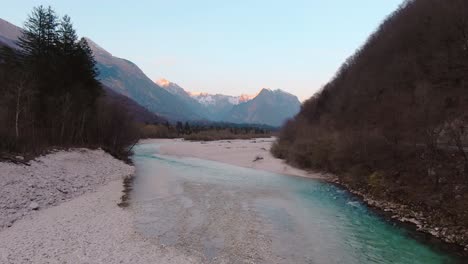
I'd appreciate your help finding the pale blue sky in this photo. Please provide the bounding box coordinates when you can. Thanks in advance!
[2,0,403,101]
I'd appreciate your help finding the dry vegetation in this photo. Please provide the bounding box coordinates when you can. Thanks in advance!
[139,123,272,141]
[274,0,468,245]
[183,129,269,141]
[0,7,139,160]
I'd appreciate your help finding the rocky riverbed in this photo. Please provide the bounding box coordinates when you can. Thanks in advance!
[0,148,134,230]
[330,178,468,254]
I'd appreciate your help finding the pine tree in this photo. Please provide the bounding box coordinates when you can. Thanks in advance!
[76,37,101,99]
[176,121,183,135]
[58,15,78,56]
[0,6,139,155]
[18,5,58,58]
[184,121,191,134]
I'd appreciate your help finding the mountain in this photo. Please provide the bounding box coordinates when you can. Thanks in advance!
[156,79,234,121]
[1,17,302,126]
[225,88,301,126]
[85,38,203,121]
[0,18,171,123]
[156,78,191,100]
[102,85,166,124]
[158,79,300,126]
[0,18,21,47]
[190,92,254,106]
[189,92,245,121]
[155,78,209,119]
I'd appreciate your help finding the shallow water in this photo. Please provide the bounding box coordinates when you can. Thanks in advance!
[132,142,460,263]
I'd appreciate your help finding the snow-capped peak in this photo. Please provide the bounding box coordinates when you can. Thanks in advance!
[155,78,171,87]
[153,78,259,107]
[189,92,255,106]
[238,94,255,103]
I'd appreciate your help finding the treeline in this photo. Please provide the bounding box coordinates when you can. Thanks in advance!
[140,121,273,141]
[0,6,138,159]
[274,0,468,237]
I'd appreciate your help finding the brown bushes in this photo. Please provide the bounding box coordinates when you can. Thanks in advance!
[274,0,468,233]
[183,129,270,141]
[0,7,140,160]
[139,124,177,139]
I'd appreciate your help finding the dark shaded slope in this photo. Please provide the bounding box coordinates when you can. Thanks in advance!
[102,86,166,124]
[274,0,468,249]
[226,89,301,127]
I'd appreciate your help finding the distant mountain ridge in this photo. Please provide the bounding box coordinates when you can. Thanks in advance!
[0,17,301,126]
[225,88,301,127]
[0,18,165,124]
[188,91,254,106]
[85,38,205,121]
[156,78,301,126]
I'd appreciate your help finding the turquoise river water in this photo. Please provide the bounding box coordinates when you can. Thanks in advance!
[132,142,462,263]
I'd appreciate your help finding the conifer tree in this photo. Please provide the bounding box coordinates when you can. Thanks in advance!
[18,5,58,58]
[58,15,78,56]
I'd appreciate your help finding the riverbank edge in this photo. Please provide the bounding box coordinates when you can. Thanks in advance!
[155,137,468,255]
[321,175,468,257]
[0,148,135,230]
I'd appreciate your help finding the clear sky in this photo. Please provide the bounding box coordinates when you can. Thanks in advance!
[2,0,403,101]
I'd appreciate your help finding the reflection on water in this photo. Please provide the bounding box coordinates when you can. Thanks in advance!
[132,142,460,263]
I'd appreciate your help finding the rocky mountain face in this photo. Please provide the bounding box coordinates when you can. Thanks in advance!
[0,18,21,48]
[159,79,301,126]
[190,93,240,121]
[85,38,203,121]
[155,79,209,119]
[1,17,302,126]
[156,79,191,100]
[102,85,166,124]
[0,19,167,123]
[225,88,301,127]
[190,92,253,106]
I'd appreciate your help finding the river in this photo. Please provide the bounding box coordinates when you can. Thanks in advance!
[132,141,460,263]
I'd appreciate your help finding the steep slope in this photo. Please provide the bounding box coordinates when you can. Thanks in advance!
[226,88,301,126]
[0,18,170,123]
[157,78,259,121]
[156,78,209,119]
[0,18,21,48]
[190,92,253,106]
[189,92,241,121]
[156,78,191,100]
[274,0,468,249]
[157,78,299,125]
[102,86,166,124]
[85,38,203,121]
[1,17,302,126]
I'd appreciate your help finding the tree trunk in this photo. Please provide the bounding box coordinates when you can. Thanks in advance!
[15,81,24,140]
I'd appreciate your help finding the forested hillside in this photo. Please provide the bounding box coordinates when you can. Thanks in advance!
[0,6,139,158]
[273,0,468,246]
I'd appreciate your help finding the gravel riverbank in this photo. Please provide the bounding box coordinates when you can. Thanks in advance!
[0,148,202,263]
[0,148,134,230]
